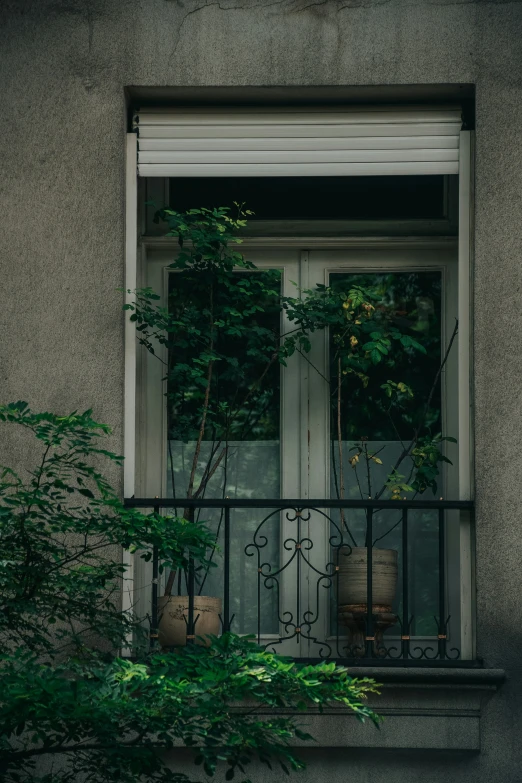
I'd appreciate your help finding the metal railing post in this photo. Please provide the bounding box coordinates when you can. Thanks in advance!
[223,504,231,633]
[187,555,195,645]
[438,507,447,659]
[150,504,160,651]
[365,506,374,658]
[186,506,196,645]
[401,509,410,660]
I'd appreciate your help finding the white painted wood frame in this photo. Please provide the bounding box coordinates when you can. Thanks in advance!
[122,133,138,648]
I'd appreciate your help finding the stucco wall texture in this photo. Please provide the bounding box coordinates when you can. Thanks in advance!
[2,0,522,780]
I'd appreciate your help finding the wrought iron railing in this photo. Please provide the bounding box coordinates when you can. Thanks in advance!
[124,498,476,667]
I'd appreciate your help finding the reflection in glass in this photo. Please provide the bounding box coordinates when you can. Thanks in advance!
[329,271,443,637]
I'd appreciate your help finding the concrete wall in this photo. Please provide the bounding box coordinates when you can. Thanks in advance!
[2,0,522,780]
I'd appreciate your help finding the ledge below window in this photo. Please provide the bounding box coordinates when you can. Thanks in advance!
[258,667,506,751]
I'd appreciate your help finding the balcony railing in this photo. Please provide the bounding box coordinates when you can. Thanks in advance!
[124,498,476,667]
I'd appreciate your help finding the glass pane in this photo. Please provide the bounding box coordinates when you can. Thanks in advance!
[166,270,281,634]
[329,271,443,638]
[166,176,449,221]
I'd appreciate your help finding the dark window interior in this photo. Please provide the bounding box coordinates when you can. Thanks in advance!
[167,175,450,221]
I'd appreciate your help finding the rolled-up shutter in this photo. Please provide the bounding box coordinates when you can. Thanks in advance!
[133,106,462,178]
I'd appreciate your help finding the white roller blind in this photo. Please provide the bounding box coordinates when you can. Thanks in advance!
[134,106,462,177]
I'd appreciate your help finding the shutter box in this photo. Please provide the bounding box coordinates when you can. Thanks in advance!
[133,106,462,178]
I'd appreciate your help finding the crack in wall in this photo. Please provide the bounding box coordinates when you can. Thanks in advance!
[167,0,522,51]
[165,0,363,63]
[168,1,254,63]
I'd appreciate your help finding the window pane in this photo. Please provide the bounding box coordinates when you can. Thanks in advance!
[329,270,442,441]
[166,270,281,634]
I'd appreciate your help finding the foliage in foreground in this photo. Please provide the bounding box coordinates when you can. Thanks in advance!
[0,403,380,783]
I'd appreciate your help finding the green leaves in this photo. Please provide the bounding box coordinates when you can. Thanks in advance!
[399,334,427,354]
[0,635,380,783]
[380,380,414,402]
[384,471,415,501]
[0,403,380,783]
[0,405,216,658]
[410,433,455,495]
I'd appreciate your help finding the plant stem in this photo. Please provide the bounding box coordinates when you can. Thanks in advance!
[374,319,458,501]
[165,287,215,597]
[187,361,214,501]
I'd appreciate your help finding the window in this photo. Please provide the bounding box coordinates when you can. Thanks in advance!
[126,106,473,662]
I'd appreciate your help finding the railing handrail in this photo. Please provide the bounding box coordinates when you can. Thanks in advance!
[124,497,473,510]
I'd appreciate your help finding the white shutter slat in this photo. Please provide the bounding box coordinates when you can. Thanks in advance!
[138,108,462,125]
[138,123,462,140]
[135,106,462,177]
[139,162,459,177]
[139,149,458,165]
[140,136,459,152]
